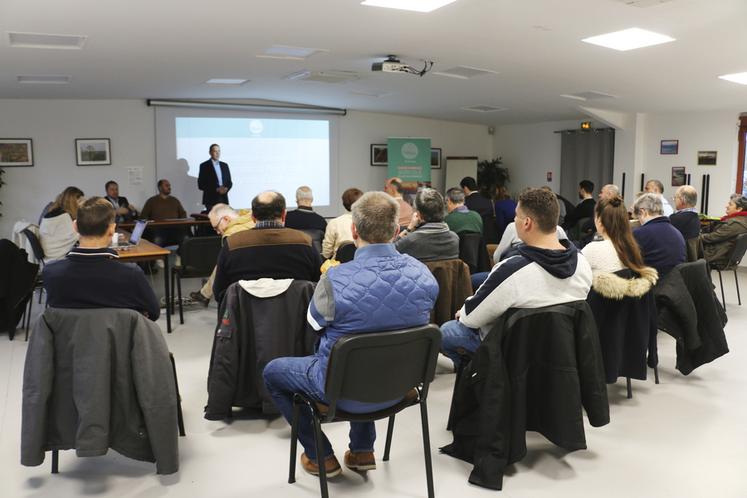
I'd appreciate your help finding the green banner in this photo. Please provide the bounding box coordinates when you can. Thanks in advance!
[387,137,431,185]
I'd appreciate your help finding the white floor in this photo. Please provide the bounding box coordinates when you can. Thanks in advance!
[1,274,746,498]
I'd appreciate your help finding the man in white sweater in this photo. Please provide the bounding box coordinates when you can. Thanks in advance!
[440,188,593,368]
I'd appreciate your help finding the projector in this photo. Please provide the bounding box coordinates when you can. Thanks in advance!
[371,55,434,77]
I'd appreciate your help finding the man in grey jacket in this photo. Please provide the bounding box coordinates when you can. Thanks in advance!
[395,188,459,262]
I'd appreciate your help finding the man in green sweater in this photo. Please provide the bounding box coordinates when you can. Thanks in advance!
[445,187,483,234]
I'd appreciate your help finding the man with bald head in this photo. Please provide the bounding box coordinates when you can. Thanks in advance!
[670,185,701,240]
[212,191,322,303]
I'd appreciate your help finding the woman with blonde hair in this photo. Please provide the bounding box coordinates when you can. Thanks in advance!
[39,186,84,261]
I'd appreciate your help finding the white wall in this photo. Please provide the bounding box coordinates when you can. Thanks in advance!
[0,99,492,236]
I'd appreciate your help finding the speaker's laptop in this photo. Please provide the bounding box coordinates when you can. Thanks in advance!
[112,220,148,248]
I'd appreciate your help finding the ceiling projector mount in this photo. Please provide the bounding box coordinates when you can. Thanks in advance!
[371,55,434,77]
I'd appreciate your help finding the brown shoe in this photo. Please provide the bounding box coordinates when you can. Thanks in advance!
[189,291,210,307]
[344,450,376,471]
[301,453,342,478]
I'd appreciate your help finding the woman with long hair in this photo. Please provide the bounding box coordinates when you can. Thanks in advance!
[39,186,84,261]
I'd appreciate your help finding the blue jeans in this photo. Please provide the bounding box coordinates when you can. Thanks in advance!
[471,272,490,292]
[263,356,375,461]
[440,320,481,368]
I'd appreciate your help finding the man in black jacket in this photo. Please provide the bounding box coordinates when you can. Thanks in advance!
[460,176,493,218]
[284,186,328,232]
[104,180,138,223]
[670,185,701,240]
[562,180,596,231]
[198,143,232,211]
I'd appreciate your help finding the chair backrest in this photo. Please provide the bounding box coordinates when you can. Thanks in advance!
[335,242,356,263]
[323,324,441,419]
[458,232,490,273]
[21,228,45,264]
[180,236,222,276]
[726,232,747,269]
[300,229,324,255]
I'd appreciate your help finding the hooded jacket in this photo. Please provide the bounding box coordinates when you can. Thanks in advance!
[700,214,747,268]
[459,240,592,337]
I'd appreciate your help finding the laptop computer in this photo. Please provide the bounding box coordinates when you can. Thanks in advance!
[111,220,148,248]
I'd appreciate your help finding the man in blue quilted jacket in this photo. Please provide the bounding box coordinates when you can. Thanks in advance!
[264,191,439,478]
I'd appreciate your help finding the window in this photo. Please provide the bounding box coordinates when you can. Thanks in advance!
[738,115,747,195]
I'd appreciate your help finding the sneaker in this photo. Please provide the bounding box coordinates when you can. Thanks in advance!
[189,291,210,307]
[301,453,342,478]
[344,450,376,471]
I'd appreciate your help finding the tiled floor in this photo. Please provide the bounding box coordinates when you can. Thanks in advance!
[1,274,746,498]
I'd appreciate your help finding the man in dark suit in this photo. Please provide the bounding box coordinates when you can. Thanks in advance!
[670,185,701,240]
[198,144,232,211]
[104,180,138,223]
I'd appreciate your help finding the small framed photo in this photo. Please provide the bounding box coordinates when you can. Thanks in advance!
[0,138,34,167]
[660,139,678,155]
[370,144,388,166]
[671,166,686,187]
[697,150,717,166]
[430,148,442,169]
[76,138,111,166]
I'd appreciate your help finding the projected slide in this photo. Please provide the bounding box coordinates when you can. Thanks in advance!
[176,117,330,208]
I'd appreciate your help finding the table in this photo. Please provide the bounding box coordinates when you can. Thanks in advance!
[118,217,211,231]
[116,237,173,333]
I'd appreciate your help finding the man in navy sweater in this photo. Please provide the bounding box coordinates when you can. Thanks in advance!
[43,197,160,321]
[670,185,701,240]
[633,193,686,276]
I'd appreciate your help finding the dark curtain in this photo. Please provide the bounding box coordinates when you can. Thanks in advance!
[560,128,615,203]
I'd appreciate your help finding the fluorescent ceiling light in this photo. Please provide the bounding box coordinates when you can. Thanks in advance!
[718,72,747,85]
[17,75,71,84]
[257,45,327,61]
[361,0,459,13]
[205,78,249,85]
[582,27,674,51]
[8,31,87,49]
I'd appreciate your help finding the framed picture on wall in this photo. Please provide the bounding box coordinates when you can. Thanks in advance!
[76,138,111,166]
[697,150,717,166]
[660,139,678,155]
[671,167,686,187]
[0,138,33,167]
[370,144,388,166]
[430,148,442,169]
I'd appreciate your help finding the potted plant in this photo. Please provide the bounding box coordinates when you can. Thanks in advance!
[477,157,509,199]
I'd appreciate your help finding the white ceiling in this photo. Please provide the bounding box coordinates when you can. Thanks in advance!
[1,0,746,126]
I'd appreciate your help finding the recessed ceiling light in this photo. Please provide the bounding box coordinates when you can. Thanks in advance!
[17,75,71,84]
[205,78,249,85]
[361,0,459,13]
[433,66,499,79]
[256,45,327,61]
[582,27,675,51]
[462,105,507,113]
[8,31,87,49]
[718,72,747,85]
[560,91,618,101]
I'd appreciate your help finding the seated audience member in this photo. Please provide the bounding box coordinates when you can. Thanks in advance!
[140,179,189,247]
[284,186,328,232]
[582,195,657,279]
[104,180,138,223]
[493,186,517,240]
[562,180,596,230]
[599,184,620,201]
[263,191,439,477]
[395,188,459,262]
[39,186,84,261]
[212,191,322,303]
[43,197,159,320]
[632,193,686,276]
[189,203,255,305]
[645,179,674,216]
[444,187,483,234]
[460,176,493,218]
[384,177,414,226]
[701,194,747,267]
[494,221,568,262]
[440,188,592,368]
[322,188,363,259]
[669,185,701,241]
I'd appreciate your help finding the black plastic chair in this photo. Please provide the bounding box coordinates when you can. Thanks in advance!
[170,236,222,324]
[288,324,442,498]
[710,232,747,307]
[335,242,356,263]
[301,229,325,256]
[458,232,490,274]
[20,228,46,332]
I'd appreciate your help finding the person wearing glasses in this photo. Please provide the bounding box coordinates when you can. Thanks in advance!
[189,203,255,305]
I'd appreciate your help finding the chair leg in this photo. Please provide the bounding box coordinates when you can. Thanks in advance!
[25,294,34,341]
[419,402,435,498]
[734,269,741,306]
[626,377,632,399]
[177,273,184,325]
[170,269,176,316]
[311,413,329,498]
[288,401,300,484]
[654,365,660,385]
[51,450,59,474]
[169,354,185,437]
[718,270,726,308]
[383,415,395,461]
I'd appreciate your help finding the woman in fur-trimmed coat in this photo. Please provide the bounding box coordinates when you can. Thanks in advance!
[583,196,659,383]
